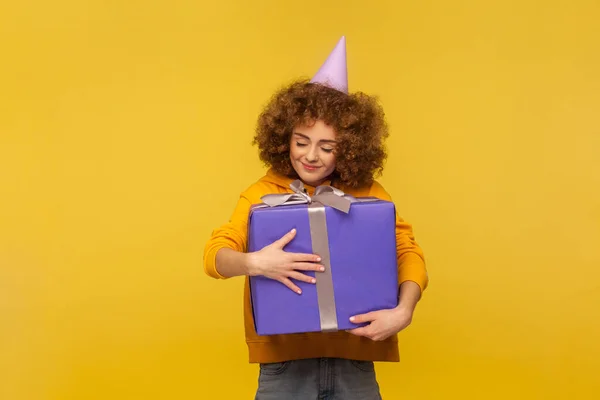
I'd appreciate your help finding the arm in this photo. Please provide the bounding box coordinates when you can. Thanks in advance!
[203,193,324,292]
[347,181,428,340]
[203,194,252,279]
[398,279,422,312]
[214,248,252,278]
[371,181,429,294]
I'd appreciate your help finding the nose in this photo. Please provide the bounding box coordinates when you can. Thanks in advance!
[306,146,319,162]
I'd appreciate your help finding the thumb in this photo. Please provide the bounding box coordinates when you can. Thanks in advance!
[272,228,297,249]
[349,311,378,324]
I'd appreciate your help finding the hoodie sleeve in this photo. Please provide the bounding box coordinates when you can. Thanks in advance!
[369,181,429,293]
[203,193,252,279]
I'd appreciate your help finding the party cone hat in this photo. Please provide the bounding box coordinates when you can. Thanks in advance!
[310,36,348,93]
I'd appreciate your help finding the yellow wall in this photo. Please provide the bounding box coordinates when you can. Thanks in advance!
[1,1,599,399]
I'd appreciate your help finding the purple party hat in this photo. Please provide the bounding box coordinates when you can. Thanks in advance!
[310,36,348,93]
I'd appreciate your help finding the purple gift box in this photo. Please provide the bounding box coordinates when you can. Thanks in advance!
[248,181,399,336]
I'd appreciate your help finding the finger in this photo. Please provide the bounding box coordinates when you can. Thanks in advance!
[290,262,325,272]
[272,229,297,248]
[291,253,322,263]
[287,271,317,284]
[279,277,302,295]
[349,311,378,324]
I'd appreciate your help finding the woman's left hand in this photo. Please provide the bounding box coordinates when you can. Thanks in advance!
[346,305,414,341]
[347,280,422,341]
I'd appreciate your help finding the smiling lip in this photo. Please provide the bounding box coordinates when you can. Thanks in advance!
[301,163,320,171]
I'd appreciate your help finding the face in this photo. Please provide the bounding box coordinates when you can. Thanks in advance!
[289,120,337,187]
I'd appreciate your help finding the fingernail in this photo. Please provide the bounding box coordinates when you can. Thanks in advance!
[349,316,355,322]
[319,266,325,271]
[311,278,316,284]
[291,228,296,233]
[297,289,302,294]
[316,257,321,261]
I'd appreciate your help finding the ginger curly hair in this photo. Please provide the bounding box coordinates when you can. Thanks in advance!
[252,80,389,188]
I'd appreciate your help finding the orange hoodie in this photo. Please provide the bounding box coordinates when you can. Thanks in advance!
[203,169,428,363]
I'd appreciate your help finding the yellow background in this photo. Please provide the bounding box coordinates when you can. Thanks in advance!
[1,0,599,399]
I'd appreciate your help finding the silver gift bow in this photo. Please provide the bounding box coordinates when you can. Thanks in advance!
[260,180,352,213]
[257,180,354,332]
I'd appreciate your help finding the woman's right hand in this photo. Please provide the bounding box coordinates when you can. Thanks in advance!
[247,228,324,294]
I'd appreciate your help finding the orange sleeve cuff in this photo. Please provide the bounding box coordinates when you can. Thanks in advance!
[398,252,429,293]
[202,194,252,280]
[203,244,227,280]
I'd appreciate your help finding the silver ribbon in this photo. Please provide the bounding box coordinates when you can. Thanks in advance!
[260,180,352,213]
[257,180,353,332]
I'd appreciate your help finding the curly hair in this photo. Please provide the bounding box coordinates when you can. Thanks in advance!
[252,80,389,188]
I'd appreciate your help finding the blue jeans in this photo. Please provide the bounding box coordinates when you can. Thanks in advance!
[255,358,382,400]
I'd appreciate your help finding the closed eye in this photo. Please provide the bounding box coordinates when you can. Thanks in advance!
[296,142,308,147]
[321,148,334,153]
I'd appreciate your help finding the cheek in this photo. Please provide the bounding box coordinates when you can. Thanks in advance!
[324,153,336,169]
[289,145,300,160]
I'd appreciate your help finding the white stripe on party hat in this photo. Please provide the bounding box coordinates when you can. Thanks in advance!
[310,36,348,94]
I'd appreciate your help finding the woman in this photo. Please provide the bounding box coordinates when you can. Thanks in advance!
[203,38,428,399]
